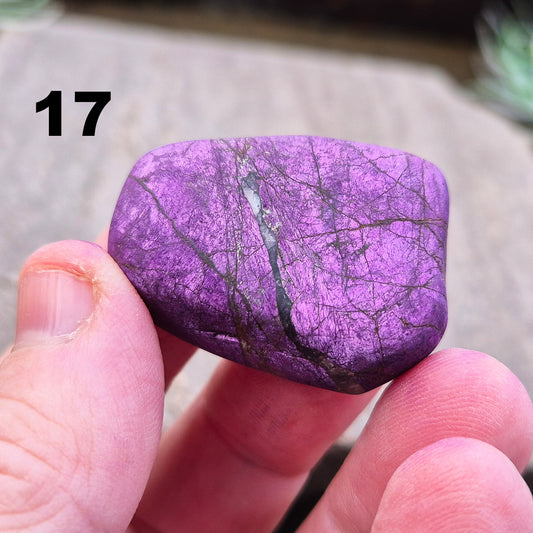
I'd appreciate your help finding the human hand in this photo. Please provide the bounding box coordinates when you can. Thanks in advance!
[2,240,532,532]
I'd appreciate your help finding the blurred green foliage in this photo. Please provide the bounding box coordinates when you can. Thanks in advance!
[476,1,533,124]
[0,0,52,18]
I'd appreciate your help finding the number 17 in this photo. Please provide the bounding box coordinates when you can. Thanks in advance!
[36,90,111,136]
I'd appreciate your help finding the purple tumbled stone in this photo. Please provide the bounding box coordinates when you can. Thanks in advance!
[108,136,448,393]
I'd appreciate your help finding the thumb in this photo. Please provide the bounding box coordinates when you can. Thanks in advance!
[0,240,164,532]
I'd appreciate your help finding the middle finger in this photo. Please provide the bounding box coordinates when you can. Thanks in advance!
[133,359,377,532]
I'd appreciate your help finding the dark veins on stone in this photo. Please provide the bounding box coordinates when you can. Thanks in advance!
[109,136,448,393]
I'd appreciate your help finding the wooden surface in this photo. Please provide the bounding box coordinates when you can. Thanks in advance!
[1,16,532,439]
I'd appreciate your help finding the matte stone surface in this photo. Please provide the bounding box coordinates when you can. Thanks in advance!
[108,136,448,393]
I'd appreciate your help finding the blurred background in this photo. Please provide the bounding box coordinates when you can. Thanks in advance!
[62,0,513,83]
[1,0,532,529]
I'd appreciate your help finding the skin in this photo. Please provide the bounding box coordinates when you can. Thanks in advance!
[0,239,532,532]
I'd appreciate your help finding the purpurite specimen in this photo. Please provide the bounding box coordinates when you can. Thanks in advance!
[108,136,449,393]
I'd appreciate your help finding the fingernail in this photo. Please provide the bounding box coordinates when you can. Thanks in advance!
[14,269,95,349]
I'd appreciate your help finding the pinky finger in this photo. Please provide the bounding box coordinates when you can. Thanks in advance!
[371,437,533,533]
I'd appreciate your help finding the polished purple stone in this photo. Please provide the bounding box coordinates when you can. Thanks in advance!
[108,136,448,393]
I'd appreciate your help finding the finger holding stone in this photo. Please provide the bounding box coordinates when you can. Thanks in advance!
[0,241,165,532]
[298,348,533,533]
[371,437,533,532]
[130,361,378,533]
